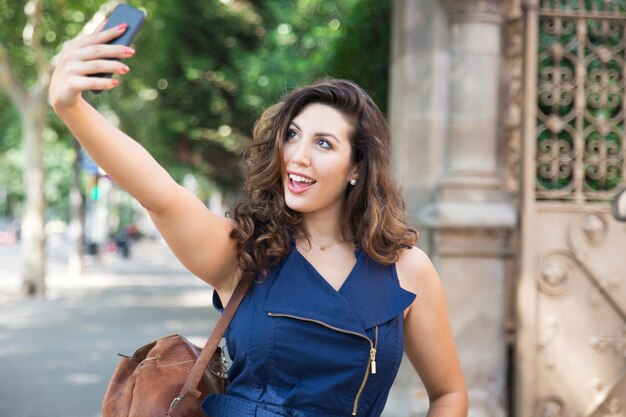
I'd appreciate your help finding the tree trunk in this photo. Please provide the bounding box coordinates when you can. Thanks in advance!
[68,140,85,275]
[20,96,47,296]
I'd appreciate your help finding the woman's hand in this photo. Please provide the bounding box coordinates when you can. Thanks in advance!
[49,21,135,110]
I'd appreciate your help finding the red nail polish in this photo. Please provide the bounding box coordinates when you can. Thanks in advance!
[116,23,127,31]
[122,65,130,73]
[111,79,119,86]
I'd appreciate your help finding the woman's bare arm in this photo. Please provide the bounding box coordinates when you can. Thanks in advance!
[49,22,238,291]
[397,247,469,417]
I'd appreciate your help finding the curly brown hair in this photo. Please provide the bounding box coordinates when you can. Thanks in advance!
[229,78,418,284]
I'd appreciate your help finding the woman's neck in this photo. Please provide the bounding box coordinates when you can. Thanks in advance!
[299,213,344,243]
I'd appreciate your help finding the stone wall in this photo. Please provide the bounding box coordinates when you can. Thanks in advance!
[388,1,516,416]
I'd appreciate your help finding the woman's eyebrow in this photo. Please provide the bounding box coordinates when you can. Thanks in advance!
[290,121,339,143]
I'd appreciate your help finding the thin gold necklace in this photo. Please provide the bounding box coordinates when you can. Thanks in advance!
[307,237,345,251]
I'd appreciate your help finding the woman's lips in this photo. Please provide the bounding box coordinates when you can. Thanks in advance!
[287,177,315,194]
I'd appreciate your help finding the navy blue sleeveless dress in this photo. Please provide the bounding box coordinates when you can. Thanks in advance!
[201,245,416,417]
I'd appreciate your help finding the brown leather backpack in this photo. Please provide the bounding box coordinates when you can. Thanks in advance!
[102,283,246,417]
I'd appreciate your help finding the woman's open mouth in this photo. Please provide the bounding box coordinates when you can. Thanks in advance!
[287,173,316,194]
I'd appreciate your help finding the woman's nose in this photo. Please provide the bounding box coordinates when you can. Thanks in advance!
[291,142,311,166]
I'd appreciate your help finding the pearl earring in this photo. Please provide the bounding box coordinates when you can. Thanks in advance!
[349,178,358,186]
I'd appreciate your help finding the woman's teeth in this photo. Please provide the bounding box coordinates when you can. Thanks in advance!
[289,174,315,183]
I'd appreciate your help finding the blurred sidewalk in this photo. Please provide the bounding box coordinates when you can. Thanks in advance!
[0,238,218,417]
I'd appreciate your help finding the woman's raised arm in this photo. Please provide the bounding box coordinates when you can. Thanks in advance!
[49,23,239,292]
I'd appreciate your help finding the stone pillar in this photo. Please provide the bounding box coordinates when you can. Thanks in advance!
[417,1,515,417]
[387,1,452,413]
[438,0,507,202]
[389,0,449,251]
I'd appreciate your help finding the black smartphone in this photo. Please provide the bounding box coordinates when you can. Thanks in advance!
[91,4,146,93]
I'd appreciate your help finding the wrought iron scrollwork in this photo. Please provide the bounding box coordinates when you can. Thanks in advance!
[537,1,625,200]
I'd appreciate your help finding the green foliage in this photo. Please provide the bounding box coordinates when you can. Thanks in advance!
[0,105,75,219]
[240,0,357,105]
[0,82,23,217]
[328,0,391,115]
[91,0,263,191]
[0,146,22,218]
[0,94,20,152]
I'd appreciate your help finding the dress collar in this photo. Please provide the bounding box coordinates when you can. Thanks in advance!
[263,246,416,335]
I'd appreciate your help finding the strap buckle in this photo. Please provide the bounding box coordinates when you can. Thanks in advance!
[170,397,180,410]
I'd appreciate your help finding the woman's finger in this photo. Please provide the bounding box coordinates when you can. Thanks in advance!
[93,19,108,34]
[77,59,130,76]
[74,22,127,48]
[69,75,120,92]
[76,44,135,62]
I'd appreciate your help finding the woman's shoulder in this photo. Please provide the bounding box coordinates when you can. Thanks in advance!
[395,245,440,296]
[396,245,432,272]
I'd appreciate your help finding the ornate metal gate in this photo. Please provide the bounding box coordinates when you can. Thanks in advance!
[516,0,626,416]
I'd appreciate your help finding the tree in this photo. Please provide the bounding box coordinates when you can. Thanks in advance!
[328,0,391,115]
[0,0,52,296]
[0,0,114,295]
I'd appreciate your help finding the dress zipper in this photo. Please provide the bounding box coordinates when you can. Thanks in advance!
[267,312,378,416]
[351,325,378,415]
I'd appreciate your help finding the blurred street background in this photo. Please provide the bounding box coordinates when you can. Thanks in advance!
[0,235,217,417]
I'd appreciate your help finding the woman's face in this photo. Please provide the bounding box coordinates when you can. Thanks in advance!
[282,103,358,217]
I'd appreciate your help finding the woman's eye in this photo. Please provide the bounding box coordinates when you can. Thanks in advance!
[286,129,298,141]
[317,139,331,149]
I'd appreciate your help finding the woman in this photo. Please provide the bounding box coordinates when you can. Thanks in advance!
[49,22,468,417]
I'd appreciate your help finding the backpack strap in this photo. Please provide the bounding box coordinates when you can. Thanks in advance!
[170,279,248,413]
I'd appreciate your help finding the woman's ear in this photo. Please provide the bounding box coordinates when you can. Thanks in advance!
[350,161,363,180]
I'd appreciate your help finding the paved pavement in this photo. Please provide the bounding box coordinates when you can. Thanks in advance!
[0,235,425,417]
[0,237,218,417]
